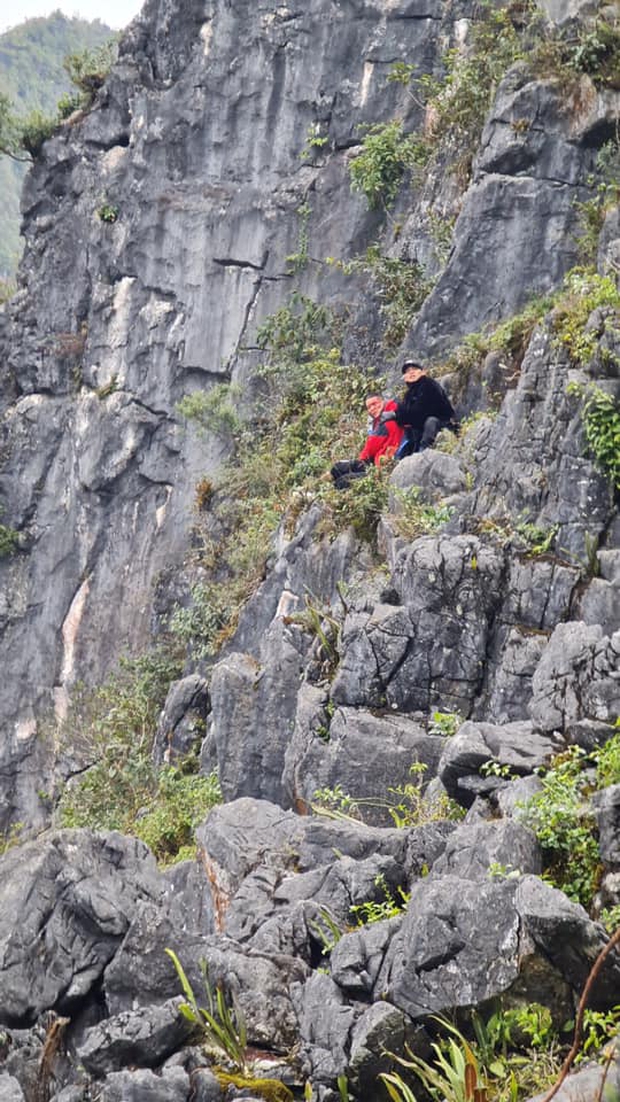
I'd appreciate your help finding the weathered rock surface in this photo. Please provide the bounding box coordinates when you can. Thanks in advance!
[77,998,193,1077]
[0,831,162,1025]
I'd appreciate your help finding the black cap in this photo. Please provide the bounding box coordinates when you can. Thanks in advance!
[401,359,423,374]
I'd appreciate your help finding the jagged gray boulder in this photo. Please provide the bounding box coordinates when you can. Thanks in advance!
[438,719,561,805]
[430,820,542,879]
[333,535,504,715]
[77,998,193,1077]
[291,973,361,1083]
[529,624,620,734]
[0,831,162,1026]
[98,1067,190,1102]
[388,451,467,504]
[153,676,210,766]
[283,702,447,826]
[382,873,620,1022]
[196,798,411,902]
[208,620,308,807]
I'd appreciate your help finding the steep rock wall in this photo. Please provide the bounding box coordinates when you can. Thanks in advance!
[0,0,463,829]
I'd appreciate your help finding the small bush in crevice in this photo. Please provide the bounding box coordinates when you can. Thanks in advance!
[567,381,620,490]
[349,120,429,209]
[552,267,620,366]
[56,650,221,865]
[0,523,19,558]
[328,246,433,348]
[518,747,601,907]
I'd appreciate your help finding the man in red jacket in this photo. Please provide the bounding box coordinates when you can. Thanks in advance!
[330,395,404,489]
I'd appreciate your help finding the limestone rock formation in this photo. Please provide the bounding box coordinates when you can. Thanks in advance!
[0,0,619,1099]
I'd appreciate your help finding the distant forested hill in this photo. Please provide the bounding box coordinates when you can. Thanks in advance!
[0,11,113,278]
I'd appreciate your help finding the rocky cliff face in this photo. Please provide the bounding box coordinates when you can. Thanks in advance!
[0,0,619,1100]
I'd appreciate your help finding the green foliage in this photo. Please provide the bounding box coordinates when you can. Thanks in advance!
[173,297,387,660]
[0,13,114,275]
[165,950,249,1073]
[349,121,429,209]
[552,267,620,366]
[290,594,341,676]
[312,765,464,830]
[567,382,620,491]
[0,522,19,557]
[593,721,620,788]
[417,4,525,156]
[480,760,516,780]
[130,767,221,865]
[575,1006,620,1065]
[429,711,462,738]
[518,747,600,906]
[350,873,410,926]
[391,487,454,542]
[62,40,117,97]
[383,762,465,828]
[176,383,242,438]
[382,1018,489,1102]
[574,139,620,262]
[0,821,24,856]
[16,108,57,156]
[0,277,16,303]
[328,246,432,347]
[169,583,231,661]
[302,122,329,156]
[514,520,559,556]
[312,784,360,820]
[320,464,391,544]
[286,201,312,273]
[532,9,620,88]
[56,651,221,865]
[600,903,620,933]
[97,202,119,223]
[383,1008,567,1102]
[309,906,344,955]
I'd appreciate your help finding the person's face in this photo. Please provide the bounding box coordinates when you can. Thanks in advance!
[403,366,423,384]
[366,396,384,418]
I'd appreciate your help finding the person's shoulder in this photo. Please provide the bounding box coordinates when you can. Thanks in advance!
[384,399,398,411]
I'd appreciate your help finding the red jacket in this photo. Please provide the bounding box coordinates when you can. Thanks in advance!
[358,400,404,465]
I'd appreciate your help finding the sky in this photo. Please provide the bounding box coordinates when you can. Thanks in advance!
[0,1,144,34]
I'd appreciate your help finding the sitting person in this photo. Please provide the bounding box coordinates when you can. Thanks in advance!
[331,394,404,490]
[382,360,459,457]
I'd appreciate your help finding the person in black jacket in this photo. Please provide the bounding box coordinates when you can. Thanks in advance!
[382,359,458,456]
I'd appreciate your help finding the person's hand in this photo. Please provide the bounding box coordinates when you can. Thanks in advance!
[379,410,396,423]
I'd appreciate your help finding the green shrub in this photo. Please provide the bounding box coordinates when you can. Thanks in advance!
[518,747,600,906]
[328,246,433,347]
[552,268,620,365]
[593,721,620,787]
[169,583,232,660]
[0,524,19,557]
[532,11,620,88]
[132,767,221,865]
[63,40,117,99]
[56,651,221,865]
[349,121,428,209]
[97,202,119,224]
[177,383,242,438]
[19,109,58,156]
[567,382,620,490]
[350,873,410,925]
[391,488,454,541]
[416,4,525,155]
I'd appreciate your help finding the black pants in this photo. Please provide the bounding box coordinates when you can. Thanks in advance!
[331,459,369,490]
[399,416,450,458]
